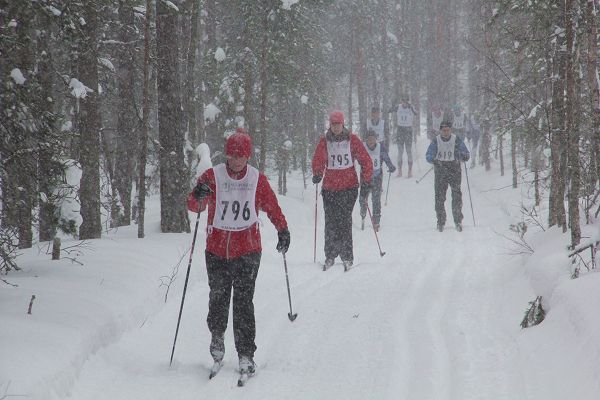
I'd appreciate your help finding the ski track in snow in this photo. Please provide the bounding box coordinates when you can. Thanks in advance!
[64,140,531,400]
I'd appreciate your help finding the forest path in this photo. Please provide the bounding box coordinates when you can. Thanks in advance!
[66,137,531,400]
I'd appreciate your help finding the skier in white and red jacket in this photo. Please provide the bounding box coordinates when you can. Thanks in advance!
[187,129,289,377]
[311,110,372,270]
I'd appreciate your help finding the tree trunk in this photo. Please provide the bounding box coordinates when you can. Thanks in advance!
[548,7,568,229]
[356,43,367,137]
[78,0,102,240]
[498,133,504,177]
[38,8,58,242]
[565,0,580,246]
[185,0,200,146]
[138,0,152,239]
[156,0,189,233]
[258,43,268,172]
[114,0,138,227]
[380,0,391,147]
[348,25,354,132]
[586,0,600,193]
[203,0,220,153]
[511,130,517,186]
[15,5,34,248]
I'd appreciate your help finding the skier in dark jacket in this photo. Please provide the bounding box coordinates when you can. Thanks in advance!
[311,110,373,270]
[425,120,470,232]
[359,129,396,232]
[187,129,290,378]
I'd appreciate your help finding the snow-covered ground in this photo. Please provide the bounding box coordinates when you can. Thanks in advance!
[2,137,600,400]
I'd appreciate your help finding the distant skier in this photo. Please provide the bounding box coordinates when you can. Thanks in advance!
[427,103,444,141]
[359,129,396,232]
[311,110,373,270]
[187,129,290,379]
[392,96,417,178]
[425,120,470,232]
[451,104,468,141]
[365,105,388,148]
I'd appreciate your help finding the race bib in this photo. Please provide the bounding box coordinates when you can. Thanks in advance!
[436,134,457,162]
[327,140,354,170]
[212,164,259,231]
[397,106,413,127]
[453,113,465,129]
[365,142,381,170]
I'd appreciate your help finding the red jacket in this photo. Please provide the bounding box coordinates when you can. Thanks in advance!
[311,128,373,191]
[187,164,288,259]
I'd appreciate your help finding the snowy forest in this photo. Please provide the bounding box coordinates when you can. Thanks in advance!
[2,0,600,399]
[2,0,599,261]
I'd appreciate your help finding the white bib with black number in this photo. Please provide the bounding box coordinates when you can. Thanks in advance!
[436,134,457,162]
[367,118,385,143]
[365,142,381,171]
[453,112,465,129]
[212,164,259,231]
[327,140,354,170]
[396,106,413,127]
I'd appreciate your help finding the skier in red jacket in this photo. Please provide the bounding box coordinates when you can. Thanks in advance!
[311,110,373,270]
[187,129,290,378]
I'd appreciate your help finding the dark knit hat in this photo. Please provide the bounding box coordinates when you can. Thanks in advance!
[439,120,452,129]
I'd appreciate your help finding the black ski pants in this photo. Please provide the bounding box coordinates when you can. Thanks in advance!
[395,126,413,166]
[433,161,463,226]
[359,173,383,225]
[205,251,261,359]
[322,187,358,262]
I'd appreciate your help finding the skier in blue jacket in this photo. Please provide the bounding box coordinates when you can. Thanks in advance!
[426,120,470,232]
[360,129,396,232]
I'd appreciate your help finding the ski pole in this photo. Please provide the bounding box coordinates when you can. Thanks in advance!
[384,171,391,206]
[367,204,386,257]
[313,182,318,263]
[282,252,298,321]
[416,166,433,184]
[170,210,202,366]
[463,162,476,226]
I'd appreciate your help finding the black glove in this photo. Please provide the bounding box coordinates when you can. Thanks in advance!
[361,181,371,192]
[312,175,322,184]
[388,165,397,173]
[192,182,212,201]
[460,153,470,162]
[276,229,290,253]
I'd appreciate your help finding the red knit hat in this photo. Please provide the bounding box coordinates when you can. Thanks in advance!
[329,110,345,125]
[225,132,252,158]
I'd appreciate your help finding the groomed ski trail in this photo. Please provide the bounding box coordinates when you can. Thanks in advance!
[65,139,533,400]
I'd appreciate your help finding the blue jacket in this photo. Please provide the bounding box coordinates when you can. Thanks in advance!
[426,135,470,164]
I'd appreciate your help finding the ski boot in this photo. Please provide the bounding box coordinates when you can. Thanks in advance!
[323,258,335,271]
[238,355,256,386]
[455,222,463,232]
[342,259,353,272]
[209,334,225,379]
